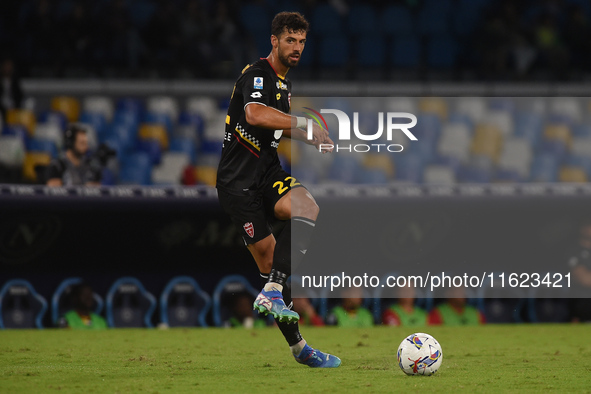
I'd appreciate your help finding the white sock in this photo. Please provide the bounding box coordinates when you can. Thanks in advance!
[263,282,283,293]
[290,339,307,356]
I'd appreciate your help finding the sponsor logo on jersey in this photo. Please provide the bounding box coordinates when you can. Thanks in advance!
[254,77,263,89]
[243,222,254,238]
[250,91,262,98]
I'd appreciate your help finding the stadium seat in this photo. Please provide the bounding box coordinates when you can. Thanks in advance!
[0,279,47,329]
[83,96,114,122]
[0,136,25,166]
[311,4,343,36]
[426,36,458,69]
[498,137,532,177]
[105,277,156,328]
[212,275,260,327]
[495,169,524,183]
[347,5,377,35]
[417,0,451,36]
[160,276,211,327]
[438,123,472,162]
[51,96,81,122]
[170,138,197,164]
[178,111,205,136]
[136,139,162,165]
[37,110,67,131]
[119,152,152,185]
[489,98,516,114]
[202,111,227,141]
[544,124,572,150]
[143,112,173,135]
[327,155,363,183]
[26,138,58,159]
[572,124,591,138]
[390,36,421,68]
[559,166,587,182]
[529,154,559,182]
[457,166,492,183]
[394,154,423,183]
[51,278,104,326]
[484,111,514,136]
[139,124,169,150]
[513,111,543,147]
[22,152,51,181]
[419,98,448,120]
[549,97,583,124]
[527,298,570,323]
[480,299,524,323]
[34,123,63,150]
[186,97,218,121]
[471,124,503,162]
[80,111,108,136]
[6,109,36,135]
[147,96,179,123]
[152,152,190,185]
[195,165,217,186]
[116,98,144,118]
[423,165,456,184]
[318,36,350,68]
[455,97,487,123]
[363,154,394,178]
[107,122,137,150]
[380,5,414,36]
[354,35,386,68]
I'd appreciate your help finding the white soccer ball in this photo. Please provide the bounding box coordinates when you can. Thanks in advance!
[397,333,443,376]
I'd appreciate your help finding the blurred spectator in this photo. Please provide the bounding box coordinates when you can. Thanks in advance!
[58,283,107,330]
[45,124,102,186]
[293,297,325,326]
[326,287,373,328]
[382,285,428,327]
[226,292,266,328]
[566,221,591,322]
[0,56,23,122]
[428,287,485,326]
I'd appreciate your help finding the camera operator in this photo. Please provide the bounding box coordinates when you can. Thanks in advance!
[46,124,112,187]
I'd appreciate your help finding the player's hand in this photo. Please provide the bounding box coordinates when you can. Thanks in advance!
[308,122,334,153]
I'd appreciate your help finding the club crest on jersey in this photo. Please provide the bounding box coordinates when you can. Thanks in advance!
[254,77,263,89]
[243,222,254,238]
[276,81,288,90]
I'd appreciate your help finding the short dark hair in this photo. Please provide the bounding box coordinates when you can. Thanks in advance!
[271,11,309,37]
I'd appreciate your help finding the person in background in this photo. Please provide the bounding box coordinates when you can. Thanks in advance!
[382,284,428,327]
[59,283,107,329]
[428,286,485,326]
[326,287,373,328]
[566,220,591,322]
[292,297,324,326]
[0,56,23,123]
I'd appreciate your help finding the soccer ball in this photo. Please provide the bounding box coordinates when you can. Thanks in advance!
[397,333,443,376]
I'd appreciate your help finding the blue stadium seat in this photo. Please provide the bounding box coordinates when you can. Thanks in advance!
[0,279,47,329]
[37,110,67,131]
[327,156,363,183]
[102,138,124,158]
[200,139,222,156]
[26,138,58,158]
[390,36,421,68]
[347,4,377,35]
[489,98,516,114]
[427,36,458,68]
[448,113,474,130]
[116,98,144,118]
[538,139,568,159]
[106,277,156,328]
[113,110,140,131]
[136,139,162,165]
[240,4,271,34]
[572,124,591,138]
[380,5,414,36]
[528,298,570,323]
[457,166,492,183]
[355,35,385,67]
[359,168,389,184]
[108,123,138,151]
[417,0,451,36]
[312,4,343,36]
[101,167,116,186]
[529,154,559,182]
[143,111,173,134]
[178,111,205,136]
[119,152,152,185]
[170,138,197,164]
[160,276,211,328]
[495,169,524,183]
[513,112,543,147]
[480,299,524,323]
[394,154,424,183]
[212,275,261,327]
[318,36,350,67]
[51,278,104,325]
[80,111,108,135]
[2,125,29,143]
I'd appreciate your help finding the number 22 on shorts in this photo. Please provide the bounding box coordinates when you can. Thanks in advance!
[273,176,300,195]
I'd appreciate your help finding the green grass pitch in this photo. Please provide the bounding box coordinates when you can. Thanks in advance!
[1,325,590,393]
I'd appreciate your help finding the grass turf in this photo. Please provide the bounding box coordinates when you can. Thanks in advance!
[1,325,590,393]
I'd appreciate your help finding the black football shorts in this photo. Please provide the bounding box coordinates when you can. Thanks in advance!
[217,167,306,245]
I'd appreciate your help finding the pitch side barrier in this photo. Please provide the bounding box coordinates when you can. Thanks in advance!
[0,184,589,301]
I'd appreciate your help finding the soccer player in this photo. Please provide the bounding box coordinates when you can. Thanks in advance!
[216,12,340,368]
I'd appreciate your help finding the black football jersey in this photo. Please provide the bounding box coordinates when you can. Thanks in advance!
[216,58,292,193]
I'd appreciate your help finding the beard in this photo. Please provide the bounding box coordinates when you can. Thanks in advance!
[278,46,300,68]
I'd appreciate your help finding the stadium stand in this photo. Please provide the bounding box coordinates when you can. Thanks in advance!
[105,277,156,328]
[0,279,47,329]
[160,276,211,328]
